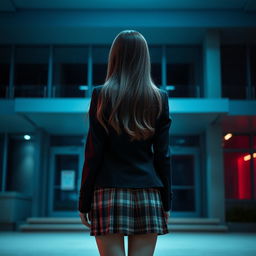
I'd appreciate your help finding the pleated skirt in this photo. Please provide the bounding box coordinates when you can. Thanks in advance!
[89,187,169,236]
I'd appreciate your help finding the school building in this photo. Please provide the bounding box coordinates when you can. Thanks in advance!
[0,0,256,231]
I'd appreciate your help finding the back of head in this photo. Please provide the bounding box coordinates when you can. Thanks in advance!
[96,30,164,142]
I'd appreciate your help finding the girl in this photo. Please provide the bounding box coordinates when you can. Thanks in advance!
[79,30,173,256]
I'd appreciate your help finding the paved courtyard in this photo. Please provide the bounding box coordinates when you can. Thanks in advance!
[0,231,256,256]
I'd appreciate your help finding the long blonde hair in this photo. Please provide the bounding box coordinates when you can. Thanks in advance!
[96,30,164,141]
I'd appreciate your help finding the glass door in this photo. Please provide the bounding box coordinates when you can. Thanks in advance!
[48,146,83,217]
[171,147,201,217]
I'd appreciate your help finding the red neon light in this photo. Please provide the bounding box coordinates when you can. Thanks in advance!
[237,155,251,199]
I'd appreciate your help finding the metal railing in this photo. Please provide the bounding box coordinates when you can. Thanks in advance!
[1,84,256,99]
[165,84,201,98]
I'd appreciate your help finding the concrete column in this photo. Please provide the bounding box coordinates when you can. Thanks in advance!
[32,128,49,217]
[203,29,222,98]
[205,120,225,223]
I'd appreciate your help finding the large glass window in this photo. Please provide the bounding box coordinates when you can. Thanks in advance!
[171,135,200,146]
[250,45,256,99]
[0,47,11,98]
[50,135,83,146]
[223,133,256,201]
[14,46,48,98]
[223,134,250,149]
[253,135,256,149]
[92,46,109,86]
[253,135,256,199]
[166,46,202,98]
[53,154,79,211]
[0,134,4,190]
[221,45,247,99]
[224,152,252,199]
[53,47,88,98]
[149,46,162,87]
[254,151,256,199]
[171,135,200,213]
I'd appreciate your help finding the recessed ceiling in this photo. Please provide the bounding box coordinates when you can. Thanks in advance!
[0,0,256,12]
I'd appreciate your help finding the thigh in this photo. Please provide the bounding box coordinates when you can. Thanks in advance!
[95,233,126,256]
[128,233,158,256]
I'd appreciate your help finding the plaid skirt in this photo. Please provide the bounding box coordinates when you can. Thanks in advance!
[88,187,169,236]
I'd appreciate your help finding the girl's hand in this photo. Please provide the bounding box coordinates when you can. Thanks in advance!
[79,211,92,228]
[164,211,170,223]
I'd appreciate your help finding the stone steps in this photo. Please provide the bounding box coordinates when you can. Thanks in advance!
[18,217,228,232]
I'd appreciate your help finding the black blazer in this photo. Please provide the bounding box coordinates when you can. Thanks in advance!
[78,85,173,213]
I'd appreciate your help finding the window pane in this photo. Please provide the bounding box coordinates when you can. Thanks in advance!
[149,46,162,87]
[14,46,48,98]
[53,154,79,211]
[223,134,250,149]
[172,155,194,186]
[251,45,256,98]
[50,135,83,146]
[171,135,200,146]
[0,134,4,189]
[254,135,256,149]
[224,152,252,199]
[254,152,256,199]
[172,153,196,212]
[166,46,201,98]
[221,45,247,99]
[172,189,195,211]
[53,46,88,98]
[0,47,11,98]
[92,46,109,86]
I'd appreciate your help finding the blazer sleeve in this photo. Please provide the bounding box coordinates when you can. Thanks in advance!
[78,87,108,214]
[153,90,173,211]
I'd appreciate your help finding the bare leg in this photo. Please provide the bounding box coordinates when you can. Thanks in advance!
[128,233,158,256]
[95,233,126,256]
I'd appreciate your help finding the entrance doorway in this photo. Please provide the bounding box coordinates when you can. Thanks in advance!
[48,146,83,217]
[48,145,201,217]
[171,147,201,217]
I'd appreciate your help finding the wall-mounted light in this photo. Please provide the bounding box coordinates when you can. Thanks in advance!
[243,153,256,161]
[79,85,89,91]
[24,135,31,140]
[166,85,175,91]
[224,133,232,140]
[243,154,251,161]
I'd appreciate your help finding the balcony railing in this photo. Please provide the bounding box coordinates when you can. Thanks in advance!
[166,84,201,98]
[1,84,255,99]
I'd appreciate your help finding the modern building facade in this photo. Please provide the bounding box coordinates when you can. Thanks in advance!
[0,1,256,230]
